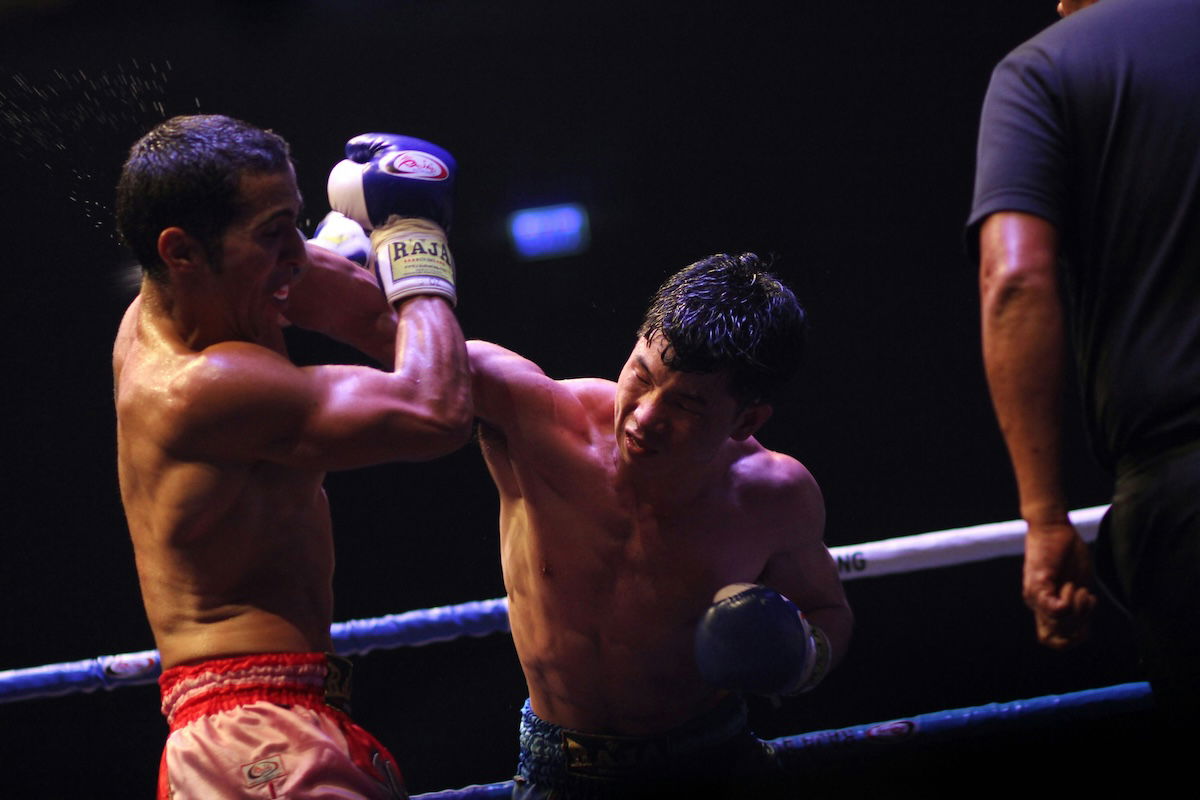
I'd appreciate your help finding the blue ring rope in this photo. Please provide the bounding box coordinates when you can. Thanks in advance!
[0,591,1152,797]
[0,507,1146,795]
[408,681,1153,799]
[0,597,511,703]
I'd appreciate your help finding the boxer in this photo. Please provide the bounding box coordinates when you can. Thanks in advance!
[112,117,470,799]
[469,253,853,799]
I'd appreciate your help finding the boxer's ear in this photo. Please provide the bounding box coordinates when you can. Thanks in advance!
[158,227,209,277]
[731,403,772,441]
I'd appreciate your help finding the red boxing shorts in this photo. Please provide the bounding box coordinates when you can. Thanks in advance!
[158,652,406,799]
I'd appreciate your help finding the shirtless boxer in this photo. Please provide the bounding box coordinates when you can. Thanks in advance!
[112,116,470,799]
[470,253,853,799]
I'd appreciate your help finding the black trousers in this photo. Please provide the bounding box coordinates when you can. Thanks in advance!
[1099,439,1200,717]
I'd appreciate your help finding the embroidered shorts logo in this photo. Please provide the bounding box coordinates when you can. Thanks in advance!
[242,755,287,788]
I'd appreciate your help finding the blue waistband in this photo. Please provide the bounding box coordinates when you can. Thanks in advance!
[517,694,751,784]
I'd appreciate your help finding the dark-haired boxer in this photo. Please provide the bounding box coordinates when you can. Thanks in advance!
[113,117,471,799]
[470,254,853,799]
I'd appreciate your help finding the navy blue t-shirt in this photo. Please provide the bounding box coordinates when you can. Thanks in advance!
[968,0,1200,470]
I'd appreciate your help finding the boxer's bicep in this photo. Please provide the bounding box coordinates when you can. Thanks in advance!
[289,360,471,467]
[757,463,852,664]
[467,340,572,434]
[171,344,465,469]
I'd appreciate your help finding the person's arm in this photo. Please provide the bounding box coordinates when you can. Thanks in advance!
[467,339,602,435]
[467,340,554,428]
[979,210,1095,649]
[694,457,850,697]
[283,242,398,364]
[467,340,607,501]
[756,460,852,672]
[168,292,471,471]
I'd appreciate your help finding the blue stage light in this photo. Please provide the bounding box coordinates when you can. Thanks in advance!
[507,203,590,260]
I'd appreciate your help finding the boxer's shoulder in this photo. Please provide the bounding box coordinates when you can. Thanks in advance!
[561,377,616,411]
[731,443,814,493]
[119,340,299,460]
[730,448,823,527]
[178,340,296,400]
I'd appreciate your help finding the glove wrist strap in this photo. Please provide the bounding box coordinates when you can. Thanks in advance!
[371,217,456,306]
[788,620,832,695]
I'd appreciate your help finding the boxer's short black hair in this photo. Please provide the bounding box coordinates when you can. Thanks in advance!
[115,114,293,282]
[637,253,806,405]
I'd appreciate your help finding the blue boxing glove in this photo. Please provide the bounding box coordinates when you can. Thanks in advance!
[308,211,371,267]
[327,133,457,306]
[694,583,832,697]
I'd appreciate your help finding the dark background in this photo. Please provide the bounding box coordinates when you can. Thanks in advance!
[0,1,1149,796]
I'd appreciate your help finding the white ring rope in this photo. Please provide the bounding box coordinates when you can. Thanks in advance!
[0,505,1109,702]
[831,504,1105,579]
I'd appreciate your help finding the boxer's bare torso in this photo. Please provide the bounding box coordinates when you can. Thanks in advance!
[470,337,850,734]
[113,169,470,669]
[114,296,338,668]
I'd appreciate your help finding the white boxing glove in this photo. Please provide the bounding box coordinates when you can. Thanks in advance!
[308,211,371,267]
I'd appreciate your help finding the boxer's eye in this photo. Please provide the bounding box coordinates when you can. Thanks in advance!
[262,222,293,240]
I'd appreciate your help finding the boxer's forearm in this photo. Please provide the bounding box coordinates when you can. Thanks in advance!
[391,295,472,443]
[290,242,398,364]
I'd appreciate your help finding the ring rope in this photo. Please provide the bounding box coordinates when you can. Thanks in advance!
[406,680,1152,799]
[0,506,1108,703]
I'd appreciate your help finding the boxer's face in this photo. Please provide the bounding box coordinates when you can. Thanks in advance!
[614,334,768,473]
[207,168,306,339]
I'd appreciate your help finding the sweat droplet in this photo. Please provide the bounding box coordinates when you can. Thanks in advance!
[0,59,203,248]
